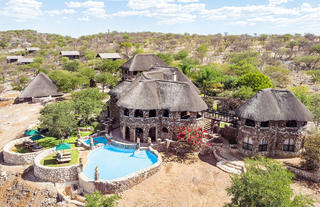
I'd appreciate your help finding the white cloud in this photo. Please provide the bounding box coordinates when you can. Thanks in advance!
[269,0,289,6]
[0,0,42,21]
[66,1,107,19]
[47,9,76,16]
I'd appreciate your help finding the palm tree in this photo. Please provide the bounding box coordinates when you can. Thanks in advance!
[196,67,215,97]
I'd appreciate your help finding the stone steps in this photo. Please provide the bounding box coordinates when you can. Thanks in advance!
[216,160,244,175]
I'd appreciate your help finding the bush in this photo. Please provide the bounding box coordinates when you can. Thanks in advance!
[156,52,173,65]
[238,72,273,92]
[301,130,320,171]
[233,86,255,100]
[11,75,28,91]
[225,156,314,207]
[174,50,189,60]
[291,85,310,105]
[49,70,84,92]
[63,60,80,72]
[84,191,120,207]
[263,65,290,87]
[307,70,320,83]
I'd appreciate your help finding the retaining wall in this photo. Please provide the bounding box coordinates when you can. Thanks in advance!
[34,149,80,183]
[79,146,162,194]
[3,137,51,165]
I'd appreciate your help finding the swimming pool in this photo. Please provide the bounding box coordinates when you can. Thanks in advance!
[83,145,158,180]
[84,136,108,146]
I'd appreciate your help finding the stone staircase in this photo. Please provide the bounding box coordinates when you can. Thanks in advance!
[216,160,244,175]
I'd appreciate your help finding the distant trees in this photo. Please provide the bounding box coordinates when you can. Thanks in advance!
[63,60,80,72]
[120,42,133,56]
[310,44,320,55]
[196,43,209,63]
[156,53,173,65]
[263,65,290,87]
[226,156,314,207]
[174,50,189,60]
[96,72,120,92]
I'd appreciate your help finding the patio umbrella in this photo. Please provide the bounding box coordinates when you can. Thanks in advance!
[25,129,40,136]
[30,135,45,141]
[56,143,71,151]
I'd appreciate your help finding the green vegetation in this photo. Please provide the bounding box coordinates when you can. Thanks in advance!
[301,130,320,171]
[237,72,273,92]
[156,52,173,65]
[11,144,32,153]
[36,135,77,149]
[84,191,120,207]
[40,149,79,167]
[226,156,314,207]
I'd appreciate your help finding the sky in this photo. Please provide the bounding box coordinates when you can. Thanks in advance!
[0,0,319,37]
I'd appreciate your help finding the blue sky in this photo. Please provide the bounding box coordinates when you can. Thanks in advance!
[0,0,319,37]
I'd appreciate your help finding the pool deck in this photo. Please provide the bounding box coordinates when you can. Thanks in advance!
[79,148,90,166]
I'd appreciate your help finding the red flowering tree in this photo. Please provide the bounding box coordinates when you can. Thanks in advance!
[177,127,211,150]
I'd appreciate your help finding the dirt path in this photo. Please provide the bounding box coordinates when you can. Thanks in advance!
[118,158,232,207]
[0,102,43,149]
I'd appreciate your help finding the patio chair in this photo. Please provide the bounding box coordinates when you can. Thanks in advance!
[56,156,71,163]
[29,144,43,152]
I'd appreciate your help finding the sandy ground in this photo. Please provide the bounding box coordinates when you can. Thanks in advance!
[118,156,232,207]
[0,101,43,149]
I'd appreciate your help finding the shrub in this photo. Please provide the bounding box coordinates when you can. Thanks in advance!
[301,130,320,171]
[291,85,310,105]
[84,191,120,207]
[225,156,314,207]
[177,127,210,150]
[63,60,80,72]
[238,72,273,92]
[307,70,320,83]
[233,86,255,100]
[174,50,189,60]
[49,70,84,92]
[263,65,290,87]
[156,52,173,65]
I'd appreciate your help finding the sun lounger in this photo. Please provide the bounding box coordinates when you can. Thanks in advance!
[56,157,71,163]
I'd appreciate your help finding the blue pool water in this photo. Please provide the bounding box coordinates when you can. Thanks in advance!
[84,137,108,146]
[84,145,158,180]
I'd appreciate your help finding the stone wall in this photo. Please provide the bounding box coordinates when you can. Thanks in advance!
[109,96,121,130]
[237,118,307,158]
[79,147,162,194]
[287,166,320,183]
[119,107,206,143]
[3,137,52,165]
[34,149,80,183]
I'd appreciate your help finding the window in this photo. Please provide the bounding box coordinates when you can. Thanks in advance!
[181,111,190,119]
[134,110,143,118]
[283,138,295,152]
[197,112,202,119]
[133,71,138,75]
[302,122,307,126]
[245,119,255,127]
[242,137,253,151]
[258,139,268,151]
[124,108,129,116]
[286,120,297,128]
[260,121,269,128]
[162,109,169,117]
[162,127,168,133]
[149,110,157,117]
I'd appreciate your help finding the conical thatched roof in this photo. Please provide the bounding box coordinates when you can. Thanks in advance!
[19,72,62,98]
[235,88,313,122]
[115,67,207,112]
[121,54,168,72]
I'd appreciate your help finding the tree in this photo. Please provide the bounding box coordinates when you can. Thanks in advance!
[307,94,320,126]
[238,72,273,92]
[96,72,120,92]
[71,88,106,125]
[196,66,215,96]
[225,156,314,207]
[310,44,320,55]
[263,65,291,87]
[63,60,80,72]
[49,70,84,92]
[78,67,97,87]
[156,52,173,65]
[97,59,124,73]
[120,42,133,56]
[291,85,310,105]
[233,86,255,100]
[39,101,77,139]
[229,59,259,76]
[196,43,209,63]
[174,50,189,60]
[301,130,320,171]
[84,191,120,207]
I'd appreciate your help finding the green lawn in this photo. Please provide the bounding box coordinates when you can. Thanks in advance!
[11,143,32,153]
[80,131,93,137]
[40,149,79,167]
[36,135,78,149]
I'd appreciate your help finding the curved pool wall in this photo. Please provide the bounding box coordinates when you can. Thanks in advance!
[79,145,162,194]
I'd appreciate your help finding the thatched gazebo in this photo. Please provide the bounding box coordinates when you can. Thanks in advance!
[235,88,313,158]
[16,72,62,103]
[107,66,208,143]
[120,54,168,80]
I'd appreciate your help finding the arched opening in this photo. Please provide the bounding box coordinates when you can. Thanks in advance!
[242,137,253,151]
[149,110,157,117]
[135,128,143,141]
[162,109,169,117]
[162,127,168,133]
[258,139,267,151]
[134,109,143,118]
[181,111,190,119]
[245,119,255,127]
[283,138,295,152]
[196,112,202,119]
[149,127,156,142]
[124,108,129,116]
[286,120,297,128]
[125,127,130,141]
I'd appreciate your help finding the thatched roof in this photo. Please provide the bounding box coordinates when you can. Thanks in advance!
[97,53,121,59]
[115,67,207,112]
[18,57,34,63]
[60,51,80,56]
[19,72,62,98]
[121,54,168,72]
[27,47,40,52]
[6,56,22,60]
[109,80,132,99]
[235,88,313,122]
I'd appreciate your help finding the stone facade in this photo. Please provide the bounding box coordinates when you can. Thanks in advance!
[79,146,162,194]
[237,118,307,158]
[3,137,52,165]
[109,95,121,130]
[34,149,80,183]
[118,107,206,143]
